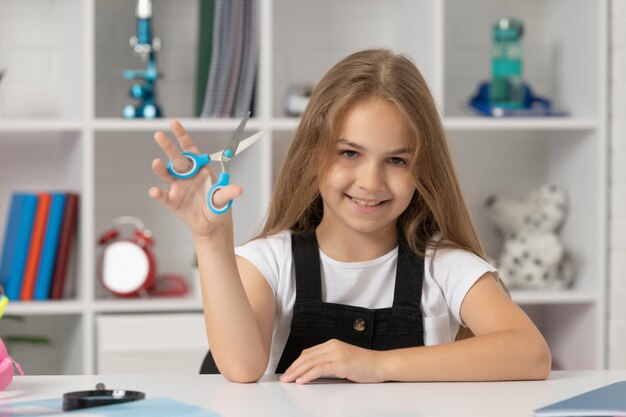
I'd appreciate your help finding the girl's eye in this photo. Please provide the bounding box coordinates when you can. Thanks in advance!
[389,157,407,166]
[340,150,358,158]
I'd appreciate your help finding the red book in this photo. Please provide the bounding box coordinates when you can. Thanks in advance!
[20,193,51,300]
[50,193,79,300]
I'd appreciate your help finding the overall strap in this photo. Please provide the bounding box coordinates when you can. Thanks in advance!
[291,231,323,302]
[392,243,424,310]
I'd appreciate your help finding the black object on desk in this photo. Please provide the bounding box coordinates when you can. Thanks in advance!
[62,383,145,411]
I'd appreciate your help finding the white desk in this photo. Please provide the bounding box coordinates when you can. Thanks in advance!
[1,371,625,417]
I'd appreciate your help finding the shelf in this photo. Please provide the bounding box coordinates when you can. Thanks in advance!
[91,118,266,132]
[0,120,83,132]
[3,299,204,315]
[251,117,600,132]
[3,300,86,315]
[0,115,589,134]
[511,290,599,305]
[443,117,600,131]
[93,298,203,313]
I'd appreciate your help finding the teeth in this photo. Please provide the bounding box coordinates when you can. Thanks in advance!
[351,197,382,207]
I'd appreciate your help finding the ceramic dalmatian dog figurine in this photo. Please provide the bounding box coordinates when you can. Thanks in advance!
[485,184,575,290]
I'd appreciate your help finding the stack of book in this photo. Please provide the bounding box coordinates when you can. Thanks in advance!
[0,191,79,301]
[197,0,259,118]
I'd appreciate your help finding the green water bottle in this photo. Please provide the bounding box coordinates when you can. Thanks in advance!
[490,17,524,108]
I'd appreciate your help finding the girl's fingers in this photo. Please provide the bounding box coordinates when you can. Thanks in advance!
[154,130,189,173]
[280,341,339,382]
[171,120,202,154]
[148,186,170,206]
[281,355,330,383]
[209,184,244,209]
[281,355,326,382]
[152,158,174,185]
[295,363,334,384]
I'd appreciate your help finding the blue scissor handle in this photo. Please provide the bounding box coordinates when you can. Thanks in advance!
[167,152,211,179]
[208,172,232,214]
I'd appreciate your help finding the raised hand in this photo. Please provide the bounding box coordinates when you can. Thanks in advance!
[149,120,243,239]
[279,339,386,384]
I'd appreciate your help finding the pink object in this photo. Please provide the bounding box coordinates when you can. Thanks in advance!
[0,337,24,390]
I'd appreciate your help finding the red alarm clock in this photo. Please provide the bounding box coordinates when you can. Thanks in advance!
[97,216,157,297]
[97,216,189,298]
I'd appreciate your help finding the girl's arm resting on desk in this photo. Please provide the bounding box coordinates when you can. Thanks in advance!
[380,272,551,382]
[280,272,551,384]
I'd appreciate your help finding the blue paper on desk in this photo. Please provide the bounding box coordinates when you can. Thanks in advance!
[534,380,626,416]
[0,396,222,417]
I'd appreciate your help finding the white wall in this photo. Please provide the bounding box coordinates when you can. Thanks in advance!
[610,0,626,368]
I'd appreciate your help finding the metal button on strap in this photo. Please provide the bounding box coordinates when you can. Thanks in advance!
[353,318,366,332]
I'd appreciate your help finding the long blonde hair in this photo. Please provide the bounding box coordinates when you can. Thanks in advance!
[259,49,485,262]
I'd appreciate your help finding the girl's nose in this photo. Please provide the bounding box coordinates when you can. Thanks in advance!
[356,162,385,191]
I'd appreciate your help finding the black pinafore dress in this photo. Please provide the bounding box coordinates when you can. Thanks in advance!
[200,231,426,375]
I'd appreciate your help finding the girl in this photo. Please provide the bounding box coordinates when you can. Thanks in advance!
[150,49,551,384]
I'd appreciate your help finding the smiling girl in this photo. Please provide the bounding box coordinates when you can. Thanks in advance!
[150,48,551,384]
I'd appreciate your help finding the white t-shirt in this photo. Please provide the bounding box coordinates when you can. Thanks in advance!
[235,230,498,374]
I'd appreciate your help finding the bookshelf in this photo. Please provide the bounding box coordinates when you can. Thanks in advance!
[0,0,607,374]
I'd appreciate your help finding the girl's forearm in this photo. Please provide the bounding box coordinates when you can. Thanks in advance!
[194,232,269,382]
[378,329,551,382]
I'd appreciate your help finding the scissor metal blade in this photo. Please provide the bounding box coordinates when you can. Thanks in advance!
[234,129,267,156]
[209,129,267,160]
[222,112,250,159]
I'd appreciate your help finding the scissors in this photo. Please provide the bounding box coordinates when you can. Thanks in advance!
[167,112,265,214]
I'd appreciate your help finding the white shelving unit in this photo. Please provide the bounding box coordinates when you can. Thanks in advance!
[0,0,606,374]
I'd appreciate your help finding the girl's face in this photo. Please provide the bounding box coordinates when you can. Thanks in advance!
[318,96,416,239]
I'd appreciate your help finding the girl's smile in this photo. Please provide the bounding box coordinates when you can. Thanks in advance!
[347,195,387,211]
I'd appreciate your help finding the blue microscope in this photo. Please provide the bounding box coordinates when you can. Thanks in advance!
[122,0,162,119]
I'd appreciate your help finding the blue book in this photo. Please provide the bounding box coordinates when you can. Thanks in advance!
[534,380,626,416]
[0,396,222,417]
[0,193,24,287]
[3,193,38,300]
[33,192,66,300]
